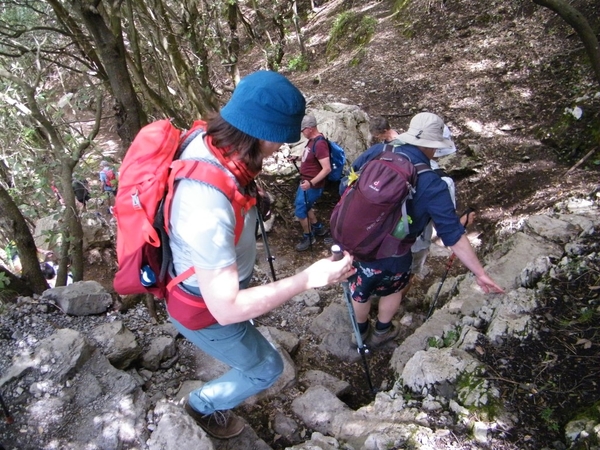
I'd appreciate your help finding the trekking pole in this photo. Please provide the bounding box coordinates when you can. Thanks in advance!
[291,159,313,253]
[426,253,456,320]
[331,245,376,394]
[426,207,476,320]
[0,392,13,424]
[257,211,277,281]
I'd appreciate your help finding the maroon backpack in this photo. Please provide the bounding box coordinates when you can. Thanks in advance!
[330,148,430,262]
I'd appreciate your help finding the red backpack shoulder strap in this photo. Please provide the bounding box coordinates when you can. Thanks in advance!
[164,159,257,289]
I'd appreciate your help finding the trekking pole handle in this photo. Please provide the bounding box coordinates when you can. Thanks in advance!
[331,244,343,261]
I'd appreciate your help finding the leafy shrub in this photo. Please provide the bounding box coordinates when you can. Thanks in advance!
[287,54,309,72]
[326,12,377,62]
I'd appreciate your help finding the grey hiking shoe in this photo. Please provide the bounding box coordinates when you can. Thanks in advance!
[369,321,400,347]
[311,224,328,237]
[184,401,245,439]
[295,234,316,251]
[351,321,372,347]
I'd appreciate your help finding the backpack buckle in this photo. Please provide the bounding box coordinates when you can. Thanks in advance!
[132,190,142,210]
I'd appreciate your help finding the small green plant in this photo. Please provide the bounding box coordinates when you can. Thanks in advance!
[350,48,367,67]
[0,272,10,289]
[287,54,308,72]
[577,307,594,324]
[443,328,461,347]
[427,336,442,348]
[540,407,560,432]
[427,328,461,349]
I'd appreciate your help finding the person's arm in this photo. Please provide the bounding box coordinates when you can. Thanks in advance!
[195,252,355,325]
[301,156,331,190]
[450,235,504,294]
[301,138,332,189]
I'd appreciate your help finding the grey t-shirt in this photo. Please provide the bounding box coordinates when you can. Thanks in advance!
[168,134,257,289]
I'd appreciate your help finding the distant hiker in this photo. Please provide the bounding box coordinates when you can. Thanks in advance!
[340,112,503,348]
[401,125,475,301]
[99,160,117,213]
[369,116,404,144]
[293,114,331,251]
[51,181,65,206]
[72,177,91,211]
[165,71,353,439]
[410,124,458,281]
[41,259,73,288]
[40,262,56,281]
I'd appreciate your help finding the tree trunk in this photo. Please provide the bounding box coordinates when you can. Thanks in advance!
[0,185,48,294]
[70,0,145,152]
[533,0,600,88]
[0,265,34,298]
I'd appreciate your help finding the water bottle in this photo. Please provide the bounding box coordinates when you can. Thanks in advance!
[140,265,156,287]
[392,216,408,239]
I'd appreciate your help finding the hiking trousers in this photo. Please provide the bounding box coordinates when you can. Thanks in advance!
[170,317,284,414]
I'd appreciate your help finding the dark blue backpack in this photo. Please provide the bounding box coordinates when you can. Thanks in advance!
[312,136,346,182]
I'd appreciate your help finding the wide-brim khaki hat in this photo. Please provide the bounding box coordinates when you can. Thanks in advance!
[397,113,455,149]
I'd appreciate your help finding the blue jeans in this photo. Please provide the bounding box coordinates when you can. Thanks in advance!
[294,185,324,219]
[170,318,283,414]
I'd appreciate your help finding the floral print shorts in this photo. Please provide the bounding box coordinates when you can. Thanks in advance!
[348,262,410,303]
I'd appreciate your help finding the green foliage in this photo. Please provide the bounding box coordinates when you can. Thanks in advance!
[540,407,560,432]
[287,54,309,72]
[577,307,595,324]
[427,336,442,348]
[393,0,412,14]
[391,0,415,39]
[427,327,461,348]
[443,328,460,347]
[350,48,367,67]
[326,12,377,62]
[0,272,9,289]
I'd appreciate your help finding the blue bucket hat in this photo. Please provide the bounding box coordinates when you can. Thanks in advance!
[221,71,306,143]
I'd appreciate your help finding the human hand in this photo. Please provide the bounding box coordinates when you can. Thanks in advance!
[475,273,505,294]
[460,207,476,227]
[300,179,311,191]
[303,251,355,288]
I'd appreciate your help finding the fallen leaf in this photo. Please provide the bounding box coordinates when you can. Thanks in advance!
[575,338,592,349]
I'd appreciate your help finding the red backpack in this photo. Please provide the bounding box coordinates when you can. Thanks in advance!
[113,119,256,301]
[101,167,116,189]
[330,148,430,262]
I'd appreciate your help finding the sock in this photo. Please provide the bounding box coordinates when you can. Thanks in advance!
[312,222,323,230]
[375,320,391,332]
[303,232,312,238]
[357,321,369,334]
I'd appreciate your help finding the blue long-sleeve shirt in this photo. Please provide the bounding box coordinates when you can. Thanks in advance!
[346,143,464,273]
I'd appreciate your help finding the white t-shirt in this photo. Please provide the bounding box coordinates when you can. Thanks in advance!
[411,159,456,253]
[168,134,257,289]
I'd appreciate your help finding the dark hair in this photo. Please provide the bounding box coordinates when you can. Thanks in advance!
[369,116,391,136]
[40,262,56,280]
[207,113,264,173]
